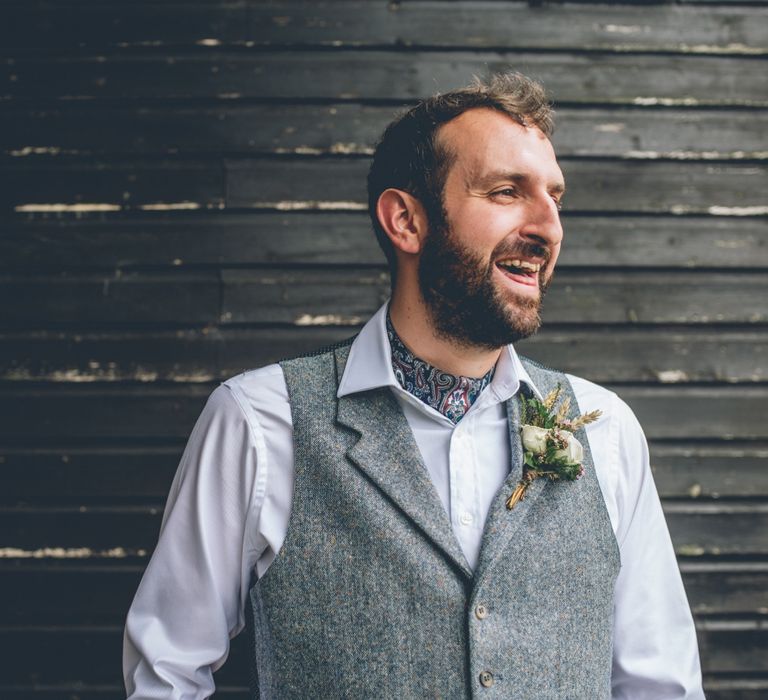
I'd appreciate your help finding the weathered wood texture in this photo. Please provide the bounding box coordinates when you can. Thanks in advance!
[5,52,767,105]
[3,213,767,268]
[4,106,768,159]
[4,441,768,505]
[2,0,767,696]
[4,384,768,441]
[2,2,767,53]
[4,560,767,623]
[9,268,767,327]
[3,501,768,556]
[6,158,767,214]
[2,328,767,383]
[0,622,765,687]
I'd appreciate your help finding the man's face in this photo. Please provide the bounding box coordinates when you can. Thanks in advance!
[417,108,565,350]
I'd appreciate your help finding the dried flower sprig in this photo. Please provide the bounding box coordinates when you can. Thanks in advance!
[506,385,602,510]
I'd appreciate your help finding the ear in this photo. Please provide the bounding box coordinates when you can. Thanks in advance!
[376,188,428,255]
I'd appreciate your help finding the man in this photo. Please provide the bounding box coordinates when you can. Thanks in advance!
[124,73,705,698]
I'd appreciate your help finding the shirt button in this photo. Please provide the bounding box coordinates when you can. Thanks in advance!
[475,603,489,620]
[460,511,474,526]
[479,671,494,688]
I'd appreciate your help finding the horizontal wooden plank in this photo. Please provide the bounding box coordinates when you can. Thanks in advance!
[224,158,768,215]
[3,212,767,269]
[0,212,384,267]
[704,679,768,700]
[0,271,221,327]
[1,2,766,54]
[665,502,768,556]
[621,386,768,441]
[13,686,766,700]
[0,620,764,685]
[0,327,355,383]
[2,565,144,624]
[2,502,766,556]
[4,441,767,507]
[0,683,762,700]
[651,444,768,498]
[5,268,764,328]
[6,157,766,215]
[3,560,767,624]
[0,687,247,700]
[2,327,767,385]
[4,159,226,213]
[222,269,768,326]
[3,103,768,160]
[1,384,767,441]
[2,52,766,106]
[681,562,768,617]
[0,385,212,441]
[698,619,768,674]
[1,447,180,505]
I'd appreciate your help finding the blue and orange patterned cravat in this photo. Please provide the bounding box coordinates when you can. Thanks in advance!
[386,312,495,424]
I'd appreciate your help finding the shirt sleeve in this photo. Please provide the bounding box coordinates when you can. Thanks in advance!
[610,396,706,699]
[123,383,267,699]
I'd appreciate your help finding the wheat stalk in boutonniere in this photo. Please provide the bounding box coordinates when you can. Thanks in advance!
[505,384,602,510]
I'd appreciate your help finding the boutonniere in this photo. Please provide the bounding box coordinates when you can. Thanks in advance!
[506,385,602,510]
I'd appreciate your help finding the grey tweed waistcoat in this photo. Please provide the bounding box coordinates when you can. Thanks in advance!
[247,341,620,699]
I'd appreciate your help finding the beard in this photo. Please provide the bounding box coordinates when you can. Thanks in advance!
[417,213,552,351]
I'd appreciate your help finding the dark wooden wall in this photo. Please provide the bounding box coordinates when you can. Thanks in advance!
[2,1,767,697]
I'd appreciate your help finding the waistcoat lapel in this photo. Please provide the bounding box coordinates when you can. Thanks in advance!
[472,388,550,585]
[333,346,473,579]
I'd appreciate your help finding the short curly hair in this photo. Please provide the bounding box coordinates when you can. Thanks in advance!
[367,72,554,285]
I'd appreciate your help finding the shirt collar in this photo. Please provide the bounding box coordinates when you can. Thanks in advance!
[337,302,543,402]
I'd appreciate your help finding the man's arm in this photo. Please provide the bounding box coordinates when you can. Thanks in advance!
[123,384,264,698]
[610,397,705,699]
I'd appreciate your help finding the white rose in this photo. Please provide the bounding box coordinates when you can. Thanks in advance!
[555,429,584,465]
[521,425,584,465]
[521,425,549,454]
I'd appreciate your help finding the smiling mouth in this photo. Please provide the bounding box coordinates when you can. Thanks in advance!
[495,258,542,287]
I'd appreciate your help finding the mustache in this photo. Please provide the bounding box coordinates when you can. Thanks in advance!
[492,239,550,263]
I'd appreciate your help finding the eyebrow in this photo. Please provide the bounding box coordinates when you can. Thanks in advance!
[471,170,566,196]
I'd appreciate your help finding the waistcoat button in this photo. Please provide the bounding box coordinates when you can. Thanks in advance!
[479,671,494,687]
[475,604,489,620]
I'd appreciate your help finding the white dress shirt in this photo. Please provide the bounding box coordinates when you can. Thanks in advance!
[124,303,705,699]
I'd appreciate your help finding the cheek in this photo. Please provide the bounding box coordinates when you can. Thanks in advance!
[467,208,521,243]
[545,247,561,277]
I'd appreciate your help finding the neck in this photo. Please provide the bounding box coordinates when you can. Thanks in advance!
[388,289,502,379]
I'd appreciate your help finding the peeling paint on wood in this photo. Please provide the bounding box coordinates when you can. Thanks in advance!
[625,150,768,160]
[708,206,768,216]
[268,200,368,211]
[9,146,63,156]
[294,313,364,326]
[632,97,704,106]
[0,546,146,559]
[600,24,646,35]
[14,203,121,212]
[656,369,690,383]
[138,202,202,211]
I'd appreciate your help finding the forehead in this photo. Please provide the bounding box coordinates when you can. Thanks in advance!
[437,108,563,188]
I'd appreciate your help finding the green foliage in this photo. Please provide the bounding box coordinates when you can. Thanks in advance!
[514,385,602,508]
[521,384,602,433]
[521,392,557,429]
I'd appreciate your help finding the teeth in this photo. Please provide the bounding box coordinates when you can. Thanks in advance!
[497,258,541,272]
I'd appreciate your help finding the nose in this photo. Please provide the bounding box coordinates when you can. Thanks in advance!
[519,193,563,249]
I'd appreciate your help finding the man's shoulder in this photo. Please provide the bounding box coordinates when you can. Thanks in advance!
[560,370,643,438]
[518,355,624,423]
[519,356,616,400]
[219,334,358,414]
[223,361,285,394]
[278,335,357,366]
